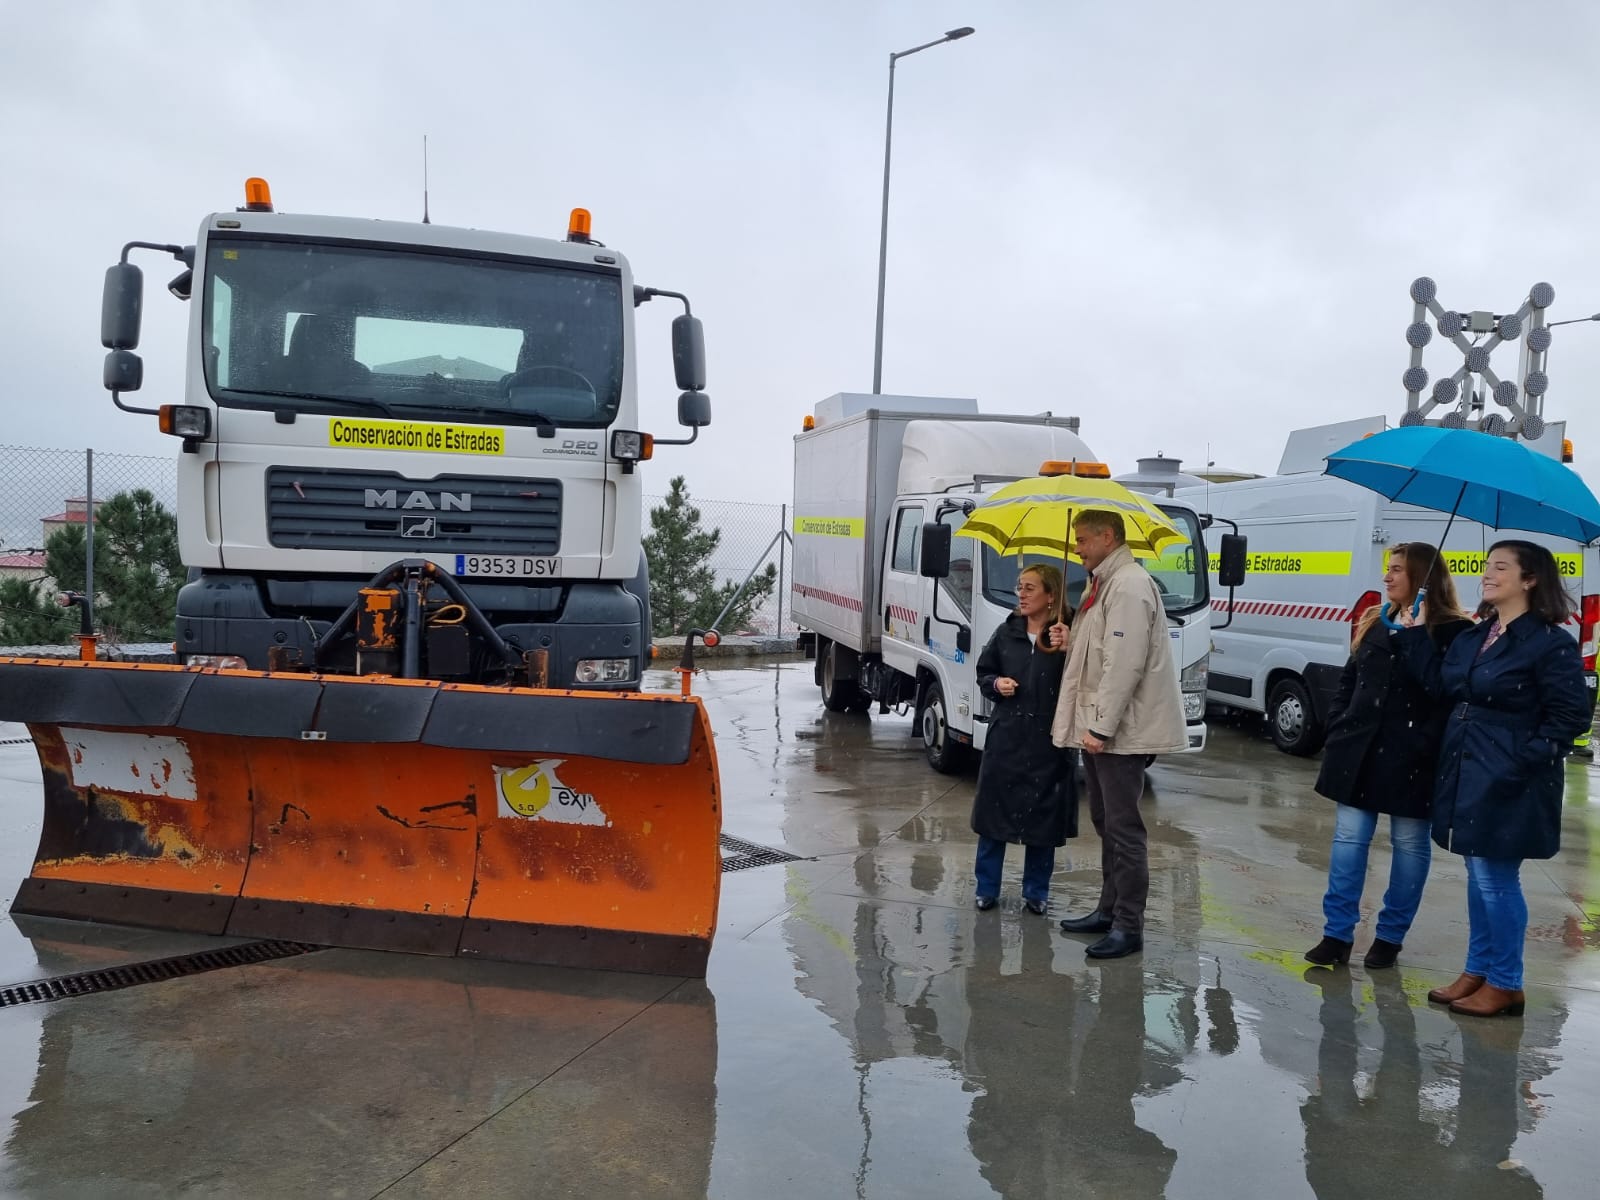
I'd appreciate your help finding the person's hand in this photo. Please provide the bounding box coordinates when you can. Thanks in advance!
[995,677,1018,698]
[1081,732,1106,755]
[1398,600,1425,628]
[1047,622,1071,650]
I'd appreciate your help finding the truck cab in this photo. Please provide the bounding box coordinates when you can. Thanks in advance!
[881,484,1214,769]
[791,397,1218,772]
[101,182,710,688]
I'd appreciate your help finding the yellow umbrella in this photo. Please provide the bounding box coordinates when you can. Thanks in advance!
[954,473,1185,560]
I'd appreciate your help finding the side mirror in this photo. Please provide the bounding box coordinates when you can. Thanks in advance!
[1217,533,1248,588]
[956,626,972,654]
[103,349,143,393]
[677,390,711,428]
[671,314,706,392]
[919,522,952,578]
[102,262,144,350]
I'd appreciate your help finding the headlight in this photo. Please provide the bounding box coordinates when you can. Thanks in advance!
[1180,653,1209,692]
[158,404,212,439]
[575,657,635,684]
[609,430,654,462]
[1184,690,1206,721]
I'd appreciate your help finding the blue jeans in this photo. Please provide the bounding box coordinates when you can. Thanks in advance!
[975,835,1055,903]
[1321,805,1433,944]
[1465,857,1527,991]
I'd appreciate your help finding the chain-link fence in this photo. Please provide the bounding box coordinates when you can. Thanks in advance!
[0,445,797,644]
[643,493,796,637]
[0,446,178,646]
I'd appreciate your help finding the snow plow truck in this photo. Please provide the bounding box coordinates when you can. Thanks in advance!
[0,180,723,976]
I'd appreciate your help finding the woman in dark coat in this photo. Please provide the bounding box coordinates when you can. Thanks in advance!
[1399,540,1591,1017]
[1306,543,1471,969]
[971,563,1078,914]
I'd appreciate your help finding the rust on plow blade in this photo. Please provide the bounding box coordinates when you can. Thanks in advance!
[0,658,722,977]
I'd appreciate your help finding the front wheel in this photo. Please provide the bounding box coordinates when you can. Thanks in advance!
[921,682,969,774]
[1267,677,1326,756]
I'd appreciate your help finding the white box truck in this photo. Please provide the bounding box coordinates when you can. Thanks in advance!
[1174,417,1598,756]
[792,395,1236,771]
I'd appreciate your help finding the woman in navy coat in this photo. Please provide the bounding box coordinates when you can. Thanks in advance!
[1399,540,1590,1017]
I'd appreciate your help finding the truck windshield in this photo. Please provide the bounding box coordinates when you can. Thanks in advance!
[978,505,1208,619]
[202,236,624,428]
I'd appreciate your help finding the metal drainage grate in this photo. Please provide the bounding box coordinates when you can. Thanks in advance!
[720,833,805,873]
[0,940,321,1008]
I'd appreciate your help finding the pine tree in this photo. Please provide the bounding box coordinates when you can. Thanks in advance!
[642,477,777,637]
[44,489,184,643]
[0,576,77,646]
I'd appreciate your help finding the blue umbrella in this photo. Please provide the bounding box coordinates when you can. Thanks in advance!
[1324,425,1600,625]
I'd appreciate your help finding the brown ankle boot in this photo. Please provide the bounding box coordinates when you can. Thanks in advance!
[1427,973,1485,1005]
[1449,984,1525,1018]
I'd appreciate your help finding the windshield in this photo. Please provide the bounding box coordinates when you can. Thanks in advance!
[202,236,624,428]
[979,505,1208,618]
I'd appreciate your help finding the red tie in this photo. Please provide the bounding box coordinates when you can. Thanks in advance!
[1079,574,1100,615]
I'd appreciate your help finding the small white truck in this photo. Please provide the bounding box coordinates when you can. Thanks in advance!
[1175,416,1598,756]
[791,394,1242,771]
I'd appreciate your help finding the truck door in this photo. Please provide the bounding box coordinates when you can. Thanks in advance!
[881,501,927,675]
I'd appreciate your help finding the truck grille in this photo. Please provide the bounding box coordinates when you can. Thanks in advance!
[266,468,562,554]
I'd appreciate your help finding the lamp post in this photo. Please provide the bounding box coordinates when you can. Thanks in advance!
[872,25,974,394]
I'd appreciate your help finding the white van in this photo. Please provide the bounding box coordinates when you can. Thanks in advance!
[1174,420,1597,756]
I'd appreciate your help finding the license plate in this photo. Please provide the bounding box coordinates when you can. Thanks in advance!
[454,554,562,579]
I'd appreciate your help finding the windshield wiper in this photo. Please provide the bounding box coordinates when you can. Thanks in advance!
[245,390,401,419]
[450,404,561,434]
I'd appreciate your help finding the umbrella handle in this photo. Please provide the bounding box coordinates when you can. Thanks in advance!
[1381,586,1427,630]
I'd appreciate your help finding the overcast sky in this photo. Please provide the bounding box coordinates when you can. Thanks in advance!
[4,0,1600,505]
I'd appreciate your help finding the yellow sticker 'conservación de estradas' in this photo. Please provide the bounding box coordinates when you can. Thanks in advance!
[328,418,505,456]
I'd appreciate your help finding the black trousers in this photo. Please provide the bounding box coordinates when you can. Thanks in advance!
[1085,752,1149,932]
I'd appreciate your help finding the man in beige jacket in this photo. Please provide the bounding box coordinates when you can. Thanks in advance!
[1050,509,1188,959]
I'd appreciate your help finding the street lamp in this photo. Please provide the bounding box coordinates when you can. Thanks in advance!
[872,25,975,394]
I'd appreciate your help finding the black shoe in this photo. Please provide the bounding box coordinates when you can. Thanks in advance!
[1059,910,1113,934]
[1085,929,1143,959]
[1024,898,1048,915]
[1304,936,1353,967]
[975,895,997,911]
[1363,938,1402,969]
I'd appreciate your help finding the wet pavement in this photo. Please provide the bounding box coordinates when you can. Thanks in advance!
[1,661,1597,1198]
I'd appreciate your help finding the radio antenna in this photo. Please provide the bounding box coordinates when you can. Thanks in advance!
[422,134,431,225]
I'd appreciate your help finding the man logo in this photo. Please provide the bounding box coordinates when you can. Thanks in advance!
[364,489,472,512]
[401,514,436,539]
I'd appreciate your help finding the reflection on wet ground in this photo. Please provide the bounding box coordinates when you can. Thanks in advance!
[1,662,1597,1197]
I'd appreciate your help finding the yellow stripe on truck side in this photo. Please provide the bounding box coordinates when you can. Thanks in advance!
[794,516,866,538]
[1204,551,1353,575]
[1444,551,1582,578]
[1193,550,1582,579]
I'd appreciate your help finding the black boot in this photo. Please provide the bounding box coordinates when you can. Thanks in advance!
[1363,938,1402,969]
[1304,936,1353,967]
[1059,910,1113,934]
[1085,929,1143,959]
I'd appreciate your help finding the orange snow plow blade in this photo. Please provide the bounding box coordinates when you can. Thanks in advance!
[0,659,722,976]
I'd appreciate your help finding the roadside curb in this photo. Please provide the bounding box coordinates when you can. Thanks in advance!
[653,635,802,660]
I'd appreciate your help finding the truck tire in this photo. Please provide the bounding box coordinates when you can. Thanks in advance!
[1267,677,1325,757]
[920,682,969,774]
[821,641,869,713]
